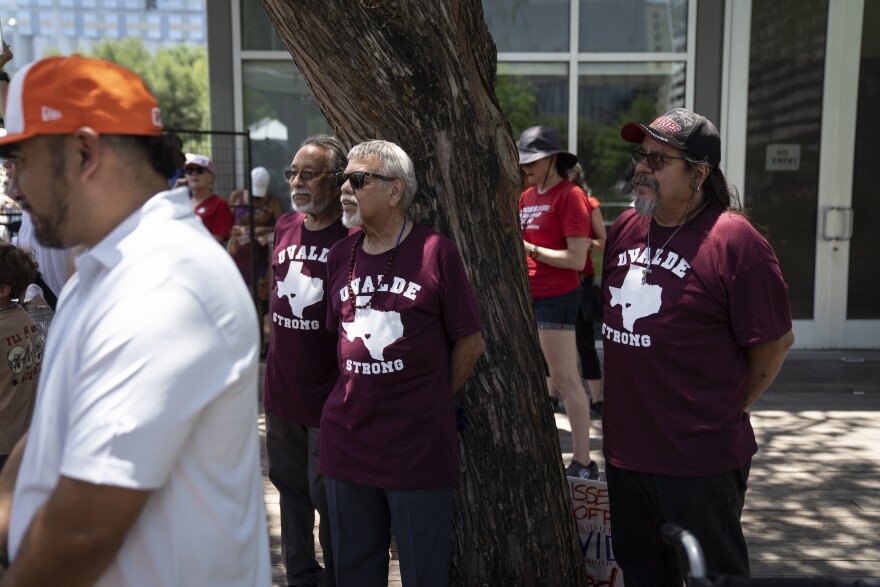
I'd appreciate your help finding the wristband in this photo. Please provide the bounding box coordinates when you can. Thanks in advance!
[529,245,540,260]
[0,72,9,83]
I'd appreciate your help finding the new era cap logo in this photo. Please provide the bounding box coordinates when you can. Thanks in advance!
[151,107,162,128]
[41,106,62,122]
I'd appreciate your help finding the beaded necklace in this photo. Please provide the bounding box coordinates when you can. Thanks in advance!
[347,216,407,310]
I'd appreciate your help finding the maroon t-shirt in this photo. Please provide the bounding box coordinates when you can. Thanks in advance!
[601,206,792,476]
[263,212,349,427]
[519,180,592,299]
[320,222,482,490]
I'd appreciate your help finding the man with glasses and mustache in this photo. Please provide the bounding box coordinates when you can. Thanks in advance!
[0,55,269,586]
[264,134,349,587]
[600,108,795,583]
[320,140,485,586]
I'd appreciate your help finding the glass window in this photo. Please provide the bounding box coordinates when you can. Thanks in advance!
[82,12,98,38]
[241,1,285,51]
[578,0,687,53]
[576,61,685,216]
[63,13,77,36]
[482,0,569,52]
[104,13,120,38]
[242,61,331,200]
[147,13,161,39]
[743,0,828,319]
[847,0,880,318]
[496,62,568,146]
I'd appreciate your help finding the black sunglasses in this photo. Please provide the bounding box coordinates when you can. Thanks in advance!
[631,150,690,171]
[284,169,335,181]
[184,167,207,175]
[335,171,397,189]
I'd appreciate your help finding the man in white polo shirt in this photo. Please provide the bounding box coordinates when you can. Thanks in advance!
[0,56,270,586]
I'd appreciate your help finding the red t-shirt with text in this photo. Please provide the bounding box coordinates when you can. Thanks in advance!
[519,180,591,299]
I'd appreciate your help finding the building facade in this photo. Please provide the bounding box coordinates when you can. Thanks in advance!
[0,0,206,64]
[213,0,878,349]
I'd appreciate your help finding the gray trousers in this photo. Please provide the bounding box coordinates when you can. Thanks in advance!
[325,477,453,587]
[265,410,335,587]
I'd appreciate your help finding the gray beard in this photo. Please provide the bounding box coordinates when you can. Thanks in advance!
[292,193,331,217]
[632,193,660,217]
[631,174,661,217]
[341,209,362,229]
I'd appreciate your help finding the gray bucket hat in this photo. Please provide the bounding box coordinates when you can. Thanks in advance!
[517,126,578,168]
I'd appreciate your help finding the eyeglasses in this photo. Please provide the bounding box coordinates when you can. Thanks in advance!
[335,171,397,189]
[284,169,335,181]
[184,167,207,175]
[631,150,689,171]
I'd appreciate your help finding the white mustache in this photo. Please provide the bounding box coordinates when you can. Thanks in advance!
[291,188,312,197]
[340,197,357,206]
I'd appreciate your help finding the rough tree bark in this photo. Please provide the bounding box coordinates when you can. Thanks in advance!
[259,1,588,584]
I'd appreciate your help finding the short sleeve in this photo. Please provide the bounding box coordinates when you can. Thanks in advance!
[558,186,591,238]
[60,282,237,489]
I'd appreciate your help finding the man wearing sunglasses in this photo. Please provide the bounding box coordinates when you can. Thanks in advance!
[599,108,795,583]
[264,135,350,587]
[320,140,485,586]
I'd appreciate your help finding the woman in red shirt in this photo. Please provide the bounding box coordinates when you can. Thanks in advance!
[518,126,598,480]
[185,154,233,246]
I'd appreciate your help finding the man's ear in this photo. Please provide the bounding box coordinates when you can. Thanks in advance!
[70,127,102,181]
[0,284,12,300]
[692,163,711,190]
[388,178,405,207]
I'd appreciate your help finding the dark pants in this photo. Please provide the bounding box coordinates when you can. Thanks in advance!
[576,275,602,380]
[265,410,334,587]
[324,477,453,587]
[605,461,751,586]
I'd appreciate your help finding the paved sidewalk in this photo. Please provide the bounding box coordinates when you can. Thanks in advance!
[262,349,880,584]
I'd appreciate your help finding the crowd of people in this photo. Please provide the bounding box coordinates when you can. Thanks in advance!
[0,52,796,587]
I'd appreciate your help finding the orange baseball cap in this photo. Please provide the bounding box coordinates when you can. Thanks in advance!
[0,55,163,147]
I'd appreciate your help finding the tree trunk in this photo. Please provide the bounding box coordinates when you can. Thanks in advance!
[259,1,588,584]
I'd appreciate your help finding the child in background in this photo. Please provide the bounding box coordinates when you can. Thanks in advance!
[0,243,43,472]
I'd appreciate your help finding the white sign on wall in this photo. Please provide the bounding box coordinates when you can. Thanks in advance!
[765,144,801,171]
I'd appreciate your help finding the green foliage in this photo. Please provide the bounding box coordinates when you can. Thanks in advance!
[495,75,537,140]
[578,92,661,203]
[88,38,209,133]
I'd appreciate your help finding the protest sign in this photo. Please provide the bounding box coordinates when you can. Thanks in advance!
[568,476,623,586]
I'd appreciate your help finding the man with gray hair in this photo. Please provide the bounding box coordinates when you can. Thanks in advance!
[264,134,349,587]
[321,140,485,586]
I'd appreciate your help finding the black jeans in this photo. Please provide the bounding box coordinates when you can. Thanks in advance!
[605,461,751,586]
